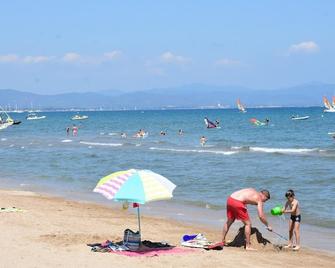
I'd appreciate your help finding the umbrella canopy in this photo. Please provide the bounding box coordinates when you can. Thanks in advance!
[93,169,176,204]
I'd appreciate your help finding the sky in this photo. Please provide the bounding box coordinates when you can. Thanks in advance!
[0,1,334,94]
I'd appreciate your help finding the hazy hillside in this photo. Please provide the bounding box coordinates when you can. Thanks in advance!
[0,83,334,110]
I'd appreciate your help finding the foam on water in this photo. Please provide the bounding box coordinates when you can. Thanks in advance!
[61,139,73,143]
[79,141,123,147]
[149,146,237,155]
[249,146,318,154]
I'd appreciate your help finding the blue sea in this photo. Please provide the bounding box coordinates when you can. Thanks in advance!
[1,108,334,251]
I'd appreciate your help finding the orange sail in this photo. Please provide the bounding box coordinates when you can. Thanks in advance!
[323,96,332,110]
[333,96,335,108]
[237,99,246,112]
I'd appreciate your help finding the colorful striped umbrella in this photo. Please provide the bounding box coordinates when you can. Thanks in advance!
[93,169,176,235]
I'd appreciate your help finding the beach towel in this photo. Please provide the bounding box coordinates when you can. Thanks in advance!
[0,207,24,213]
[88,240,195,257]
[110,247,195,257]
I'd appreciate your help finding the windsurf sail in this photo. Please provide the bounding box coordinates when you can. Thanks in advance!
[332,96,335,109]
[250,118,265,126]
[237,99,246,113]
[204,117,217,128]
[0,108,14,130]
[323,96,332,110]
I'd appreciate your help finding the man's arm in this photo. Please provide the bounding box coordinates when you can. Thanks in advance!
[257,201,272,230]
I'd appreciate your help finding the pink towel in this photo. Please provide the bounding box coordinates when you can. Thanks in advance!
[111,247,195,257]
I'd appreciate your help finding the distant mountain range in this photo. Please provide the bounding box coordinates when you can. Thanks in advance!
[1,83,335,110]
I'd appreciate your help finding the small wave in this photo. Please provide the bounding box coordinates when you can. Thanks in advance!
[231,146,250,151]
[80,141,123,147]
[1,138,7,141]
[61,139,73,143]
[108,132,118,136]
[249,147,318,154]
[149,147,237,155]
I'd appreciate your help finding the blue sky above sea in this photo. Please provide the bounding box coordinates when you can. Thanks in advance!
[0,1,334,94]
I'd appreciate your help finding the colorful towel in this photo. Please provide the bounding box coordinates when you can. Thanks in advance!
[110,247,195,257]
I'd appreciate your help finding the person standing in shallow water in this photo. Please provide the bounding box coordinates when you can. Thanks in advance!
[66,127,70,136]
[200,136,207,146]
[222,188,272,250]
[72,125,78,136]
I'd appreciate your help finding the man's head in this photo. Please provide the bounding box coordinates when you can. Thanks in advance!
[260,189,270,202]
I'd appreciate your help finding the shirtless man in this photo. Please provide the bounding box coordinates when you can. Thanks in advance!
[222,188,272,250]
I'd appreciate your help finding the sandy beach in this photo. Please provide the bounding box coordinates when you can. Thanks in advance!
[0,189,334,268]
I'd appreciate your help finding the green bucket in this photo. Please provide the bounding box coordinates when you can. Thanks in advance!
[271,206,283,216]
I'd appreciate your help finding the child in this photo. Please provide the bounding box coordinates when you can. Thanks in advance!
[282,189,301,250]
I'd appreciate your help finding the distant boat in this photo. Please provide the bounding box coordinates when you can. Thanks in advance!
[323,96,335,113]
[72,114,88,120]
[291,115,310,121]
[237,99,247,113]
[26,113,46,120]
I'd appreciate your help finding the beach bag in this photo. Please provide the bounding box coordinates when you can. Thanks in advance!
[123,229,141,251]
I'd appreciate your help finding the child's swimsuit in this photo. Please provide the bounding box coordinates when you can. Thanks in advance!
[290,214,301,223]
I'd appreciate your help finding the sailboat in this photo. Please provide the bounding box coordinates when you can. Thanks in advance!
[323,96,335,113]
[237,99,247,113]
[0,109,14,130]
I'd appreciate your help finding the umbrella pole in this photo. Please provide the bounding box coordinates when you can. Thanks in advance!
[137,206,141,238]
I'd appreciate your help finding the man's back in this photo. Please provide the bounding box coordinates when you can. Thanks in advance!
[231,188,260,205]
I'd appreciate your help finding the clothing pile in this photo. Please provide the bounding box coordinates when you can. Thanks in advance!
[181,234,224,250]
[88,240,171,253]
[181,234,211,248]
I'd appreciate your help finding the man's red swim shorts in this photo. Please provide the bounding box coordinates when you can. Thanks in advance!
[226,196,250,221]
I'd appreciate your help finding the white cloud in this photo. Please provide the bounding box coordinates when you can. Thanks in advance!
[0,54,19,63]
[62,52,82,62]
[288,41,319,54]
[215,58,240,66]
[103,50,122,60]
[160,51,190,64]
[23,55,53,63]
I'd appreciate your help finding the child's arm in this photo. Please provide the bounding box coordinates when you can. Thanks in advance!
[283,200,298,214]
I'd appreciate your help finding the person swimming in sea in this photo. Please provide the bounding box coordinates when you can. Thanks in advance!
[200,136,207,146]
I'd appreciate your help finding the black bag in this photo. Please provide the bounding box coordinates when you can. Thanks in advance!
[123,229,141,251]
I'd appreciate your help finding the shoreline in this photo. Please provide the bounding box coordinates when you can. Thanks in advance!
[0,188,334,268]
[2,182,335,254]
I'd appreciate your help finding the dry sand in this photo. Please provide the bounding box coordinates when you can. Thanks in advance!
[0,189,334,268]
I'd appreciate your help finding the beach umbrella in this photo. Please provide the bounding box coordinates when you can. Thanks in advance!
[93,169,176,236]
